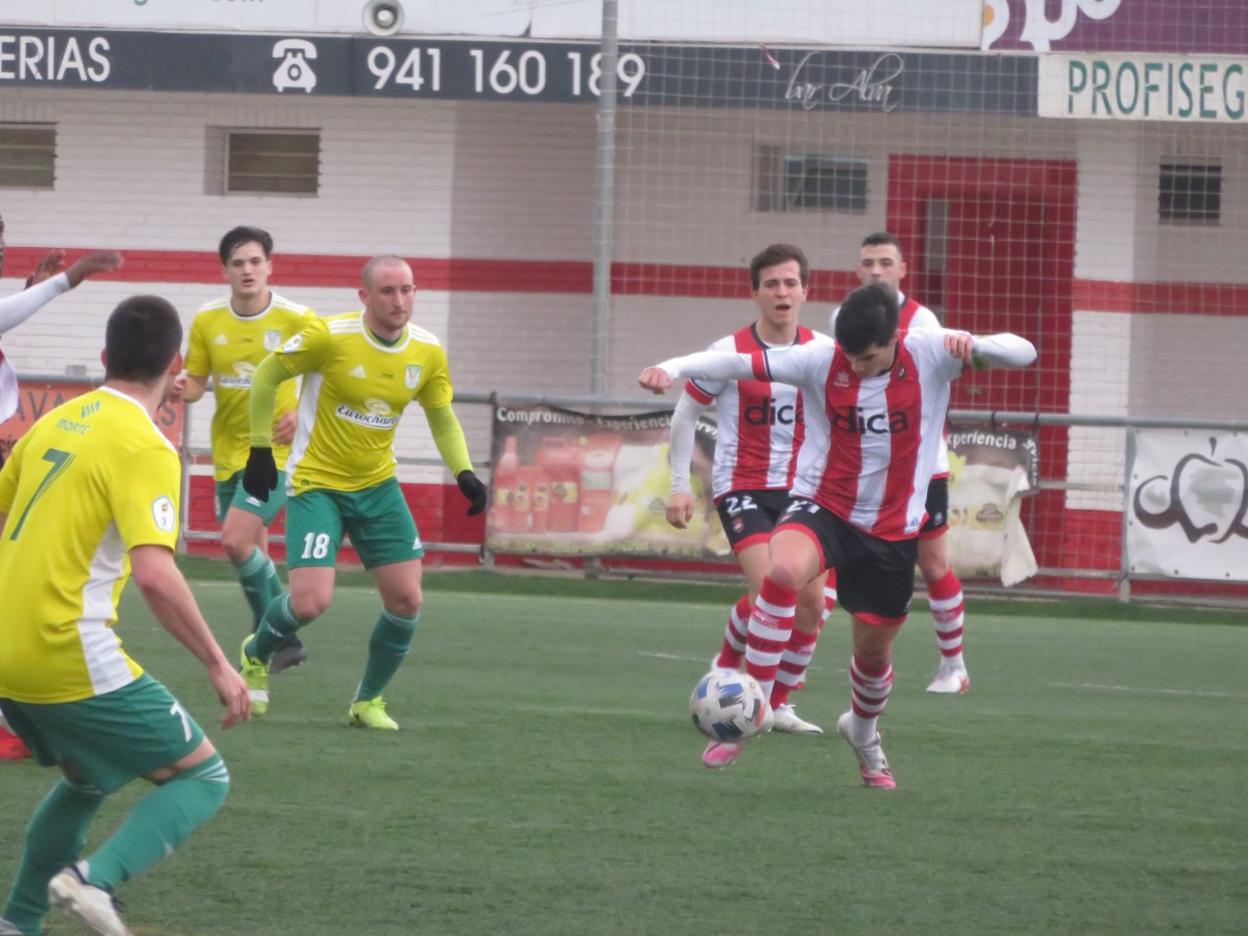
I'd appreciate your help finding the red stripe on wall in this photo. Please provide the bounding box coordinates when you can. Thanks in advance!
[1073,279,1248,315]
[6,246,1248,313]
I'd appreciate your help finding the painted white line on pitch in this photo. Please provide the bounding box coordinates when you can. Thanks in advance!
[1051,681,1247,700]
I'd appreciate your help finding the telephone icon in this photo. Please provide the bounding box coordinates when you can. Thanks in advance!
[272,39,317,94]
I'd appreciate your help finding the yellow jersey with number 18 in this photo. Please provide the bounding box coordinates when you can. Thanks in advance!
[0,387,181,704]
[277,311,454,493]
[185,293,315,480]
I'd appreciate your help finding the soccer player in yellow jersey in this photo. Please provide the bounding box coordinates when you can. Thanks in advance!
[238,255,486,729]
[171,227,316,674]
[0,295,250,936]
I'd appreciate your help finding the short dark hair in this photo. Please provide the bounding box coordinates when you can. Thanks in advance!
[105,295,183,382]
[860,231,904,256]
[749,243,809,290]
[218,226,273,265]
[835,283,899,354]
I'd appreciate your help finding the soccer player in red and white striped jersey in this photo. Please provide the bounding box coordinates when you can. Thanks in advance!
[642,283,1035,787]
[665,244,833,769]
[850,232,969,694]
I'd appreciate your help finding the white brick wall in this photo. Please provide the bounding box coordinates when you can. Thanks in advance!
[1067,310,1131,510]
[1,87,1245,487]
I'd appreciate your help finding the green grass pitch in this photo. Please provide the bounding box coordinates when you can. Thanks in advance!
[1,562,1245,935]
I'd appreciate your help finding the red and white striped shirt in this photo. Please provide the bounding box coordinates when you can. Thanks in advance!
[686,324,827,500]
[832,291,949,480]
[755,328,963,540]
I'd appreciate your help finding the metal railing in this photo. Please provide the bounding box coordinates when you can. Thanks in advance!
[13,375,1245,606]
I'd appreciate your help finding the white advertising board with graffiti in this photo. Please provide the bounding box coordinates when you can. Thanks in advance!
[1127,430,1248,581]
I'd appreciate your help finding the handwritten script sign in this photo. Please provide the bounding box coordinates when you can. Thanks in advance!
[785,52,904,112]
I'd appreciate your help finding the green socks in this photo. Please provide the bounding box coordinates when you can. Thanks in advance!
[2,778,103,934]
[82,755,230,891]
[233,548,284,632]
[248,595,308,664]
[355,609,419,701]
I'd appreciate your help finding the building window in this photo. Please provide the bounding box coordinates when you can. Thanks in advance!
[1158,162,1221,225]
[209,129,320,196]
[0,124,56,189]
[754,146,868,212]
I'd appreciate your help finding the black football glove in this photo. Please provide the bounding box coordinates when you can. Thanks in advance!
[456,470,488,516]
[242,446,278,502]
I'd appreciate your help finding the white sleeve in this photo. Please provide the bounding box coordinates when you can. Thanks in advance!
[0,273,71,335]
[908,305,942,330]
[657,349,756,383]
[668,390,709,496]
[761,341,822,390]
[971,333,1037,369]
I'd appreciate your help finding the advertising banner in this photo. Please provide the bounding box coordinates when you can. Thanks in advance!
[984,0,1248,54]
[1127,430,1248,581]
[486,402,730,560]
[4,1,984,48]
[946,427,1039,586]
[0,379,184,461]
[1039,54,1247,123]
[0,29,1037,115]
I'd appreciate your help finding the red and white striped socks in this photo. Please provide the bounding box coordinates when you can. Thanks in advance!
[714,594,751,669]
[927,569,966,668]
[771,627,818,707]
[847,655,894,745]
[744,577,797,702]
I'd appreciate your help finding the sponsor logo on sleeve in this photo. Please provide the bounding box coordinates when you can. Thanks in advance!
[152,495,177,533]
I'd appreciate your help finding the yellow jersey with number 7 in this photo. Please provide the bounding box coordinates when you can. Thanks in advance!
[0,387,181,703]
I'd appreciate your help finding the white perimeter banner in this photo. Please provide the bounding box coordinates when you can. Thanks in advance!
[4,1,984,46]
[1128,430,1248,581]
[1039,54,1248,123]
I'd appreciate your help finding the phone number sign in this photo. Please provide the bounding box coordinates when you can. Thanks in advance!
[0,29,1037,114]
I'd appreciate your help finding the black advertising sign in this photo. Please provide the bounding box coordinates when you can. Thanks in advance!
[0,29,1039,115]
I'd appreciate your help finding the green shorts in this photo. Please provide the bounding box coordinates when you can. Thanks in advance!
[0,674,206,794]
[215,468,288,525]
[285,477,423,570]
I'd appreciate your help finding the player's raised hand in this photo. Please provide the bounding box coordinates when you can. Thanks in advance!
[272,410,298,446]
[242,446,278,501]
[208,661,252,727]
[944,331,975,364]
[456,469,488,516]
[639,366,674,394]
[28,249,67,286]
[665,492,695,529]
[65,250,123,287]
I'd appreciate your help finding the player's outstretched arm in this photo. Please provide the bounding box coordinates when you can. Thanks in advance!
[944,331,1037,370]
[639,350,757,395]
[63,250,122,288]
[129,545,251,728]
[426,404,487,515]
[666,390,708,529]
[0,271,71,334]
[27,248,66,286]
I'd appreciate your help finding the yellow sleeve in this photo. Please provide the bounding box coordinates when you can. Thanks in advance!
[425,404,473,476]
[0,430,31,515]
[185,315,211,378]
[416,346,453,410]
[248,353,295,447]
[275,316,332,375]
[110,445,182,550]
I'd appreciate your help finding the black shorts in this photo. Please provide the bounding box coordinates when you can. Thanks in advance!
[920,476,949,538]
[714,488,791,553]
[774,498,918,623]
